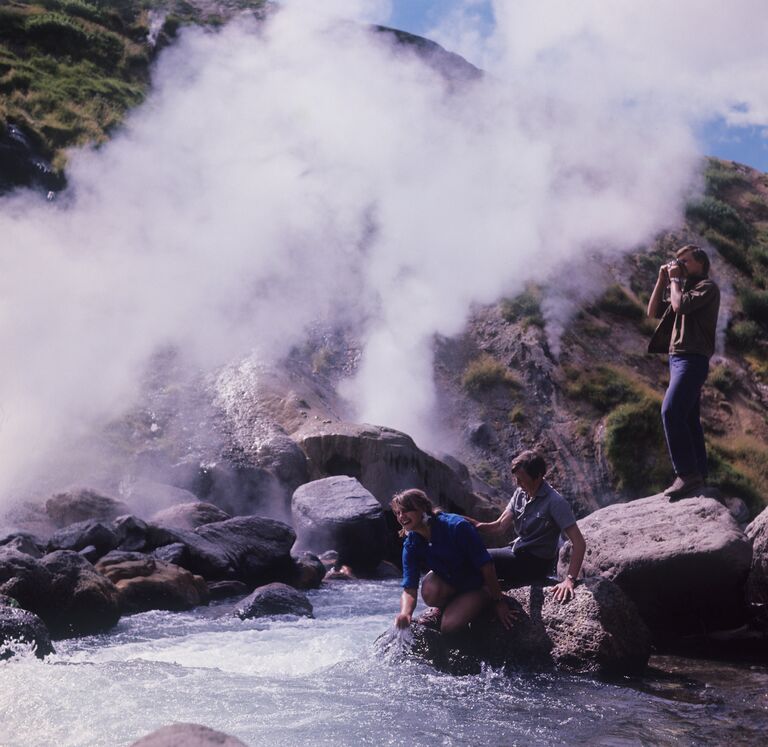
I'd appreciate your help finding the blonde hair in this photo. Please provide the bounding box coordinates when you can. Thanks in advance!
[390,488,438,538]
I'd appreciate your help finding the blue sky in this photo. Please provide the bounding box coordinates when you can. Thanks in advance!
[386,0,768,173]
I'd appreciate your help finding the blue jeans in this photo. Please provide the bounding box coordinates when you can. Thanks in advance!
[661,354,710,478]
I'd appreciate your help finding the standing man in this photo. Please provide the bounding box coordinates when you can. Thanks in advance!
[468,450,586,603]
[647,244,720,499]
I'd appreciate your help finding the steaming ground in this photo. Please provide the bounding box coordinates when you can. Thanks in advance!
[0,0,766,507]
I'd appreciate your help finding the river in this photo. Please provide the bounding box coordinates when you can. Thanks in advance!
[1,579,766,746]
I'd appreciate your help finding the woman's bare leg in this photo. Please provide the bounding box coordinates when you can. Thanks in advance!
[440,590,490,634]
[420,571,455,608]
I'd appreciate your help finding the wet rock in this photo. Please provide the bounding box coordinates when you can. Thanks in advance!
[152,528,233,580]
[296,422,501,520]
[207,580,249,600]
[0,547,53,614]
[130,723,248,747]
[78,545,100,563]
[402,578,649,676]
[48,520,118,557]
[152,542,189,567]
[95,554,209,614]
[559,494,753,638]
[289,551,326,590]
[746,505,768,605]
[0,532,44,558]
[151,502,231,530]
[234,582,313,620]
[38,551,121,638]
[292,476,386,571]
[0,605,55,660]
[252,434,309,494]
[46,488,130,528]
[195,516,296,585]
[112,515,151,552]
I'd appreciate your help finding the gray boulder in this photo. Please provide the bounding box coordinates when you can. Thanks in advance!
[559,494,753,637]
[112,515,151,552]
[130,723,248,747]
[295,422,502,520]
[290,552,326,590]
[45,488,130,528]
[0,547,53,614]
[151,528,233,581]
[95,554,209,614]
[746,506,768,605]
[151,502,231,531]
[399,578,649,675]
[38,551,121,638]
[292,476,386,571]
[207,580,249,600]
[195,516,296,585]
[234,582,314,620]
[0,604,54,660]
[48,520,118,557]
[0,532,44,558]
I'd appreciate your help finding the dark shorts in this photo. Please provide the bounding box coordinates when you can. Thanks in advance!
[488,548,555,588]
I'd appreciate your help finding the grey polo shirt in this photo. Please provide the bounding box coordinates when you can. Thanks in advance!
[506,481,577,559]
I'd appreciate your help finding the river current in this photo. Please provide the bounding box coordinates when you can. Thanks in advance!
[1,579,766,746]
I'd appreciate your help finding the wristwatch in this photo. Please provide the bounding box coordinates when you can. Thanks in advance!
[566,574,576,582]
[670,278,682,284]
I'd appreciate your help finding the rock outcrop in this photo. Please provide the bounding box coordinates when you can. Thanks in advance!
[234,582,314,620]
[292,476,387,571]
[130,723,248,747]
[559,494,753,637]
[0,603,55,660]
[394,577,649,675]
[46,488,130,528]
[746,506,768,605]
[296,422,502,519]
[95,553,209,614]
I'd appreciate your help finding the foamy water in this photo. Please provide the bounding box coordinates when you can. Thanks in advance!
[1,580,766,746]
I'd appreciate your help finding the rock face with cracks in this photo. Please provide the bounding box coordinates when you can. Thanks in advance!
[559,494,753,637]
[746,505,768,605]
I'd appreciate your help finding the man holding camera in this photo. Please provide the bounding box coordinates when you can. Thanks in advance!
[647,244,720,499]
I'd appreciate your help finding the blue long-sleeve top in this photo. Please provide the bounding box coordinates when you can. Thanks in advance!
[401,512,492,592]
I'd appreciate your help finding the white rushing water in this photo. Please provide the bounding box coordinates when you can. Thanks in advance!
[1,579,767,747]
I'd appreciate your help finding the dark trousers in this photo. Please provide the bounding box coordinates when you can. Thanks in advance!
[661,354,710,478]
[488,547,555,588]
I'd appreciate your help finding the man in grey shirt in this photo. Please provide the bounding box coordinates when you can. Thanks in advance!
[469,451,586,603]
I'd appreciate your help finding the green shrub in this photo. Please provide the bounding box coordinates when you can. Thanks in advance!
[25,13,91,57]
[686,197,750,242]
[749,243,768,268]
[707,441,767,515]
[738,287,768,325]
[500,289,544,328]
[704,163,748,196]
[604,397,668,493]
[563,365,639,413]
[708,364,737,394]
[594,284,644,320]
[462,354,521,395]
[45,0,106,24]
[703,229,751,274]
[727,319,762,351]
[508,406,526,424]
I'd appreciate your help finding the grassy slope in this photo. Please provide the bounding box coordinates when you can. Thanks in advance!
[0,0,264,170]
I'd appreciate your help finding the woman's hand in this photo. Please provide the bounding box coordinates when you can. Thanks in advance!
[494,599,517,630]
[395,612,412,629]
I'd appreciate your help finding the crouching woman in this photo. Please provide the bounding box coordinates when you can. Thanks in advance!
[392,488,515,634]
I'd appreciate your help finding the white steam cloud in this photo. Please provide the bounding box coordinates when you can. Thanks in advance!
[1,0,766,505]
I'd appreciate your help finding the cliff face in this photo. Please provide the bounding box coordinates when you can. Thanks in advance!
[1,6,766,518]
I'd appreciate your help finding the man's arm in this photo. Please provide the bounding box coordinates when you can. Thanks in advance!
[551,523,587,604]
[471,509,515,538]
[647,264,670,318]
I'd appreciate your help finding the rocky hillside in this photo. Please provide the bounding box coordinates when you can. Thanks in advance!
[1,3,767,521]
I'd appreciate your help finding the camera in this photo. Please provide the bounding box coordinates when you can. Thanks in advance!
[667,259,683,270]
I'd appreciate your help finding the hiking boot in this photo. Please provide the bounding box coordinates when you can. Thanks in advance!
[665,473,704,501]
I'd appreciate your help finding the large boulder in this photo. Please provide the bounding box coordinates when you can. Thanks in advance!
[150,528,234,581]
[95,553,209,614]
[112,515,152,552]
[48,520,119,557]
[0,604,54,660]
[234,582,314,620]
[292,476,386,571]
[295,422,502,519]
[0,532,44,558]
[45,488,130,528]
[151,502,232,531]
[289,552,326,590]
[195,516,296,585]
[0,547,53,614]
[394,578,649,675]
[559,495,753,638]
[130,724,248,747]
[38,551,121,638]
[746,506,768,605]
